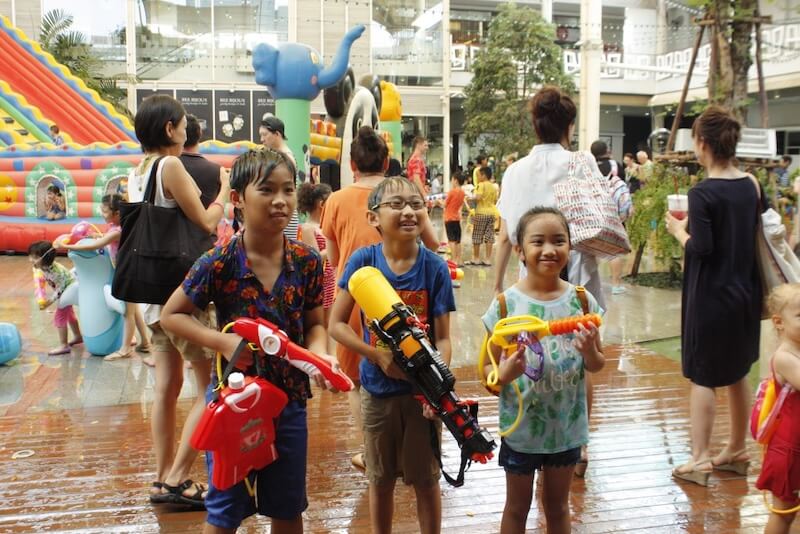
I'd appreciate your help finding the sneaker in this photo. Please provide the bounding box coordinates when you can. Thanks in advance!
[611,286,627,295]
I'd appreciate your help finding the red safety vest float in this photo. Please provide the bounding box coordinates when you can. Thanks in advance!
[191,373,288,491]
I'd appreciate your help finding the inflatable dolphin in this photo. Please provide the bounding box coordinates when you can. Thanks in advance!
[66,243,124,356]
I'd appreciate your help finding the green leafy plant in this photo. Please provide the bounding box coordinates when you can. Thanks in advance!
[39,9,131,118]
[463,2,575,159]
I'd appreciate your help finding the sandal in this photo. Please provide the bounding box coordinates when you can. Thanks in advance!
[479,260,492,267]
[156,479,207,508]
[105,350,132,361]
[148,482,165,503]
[464,260,478,266]
[672,459,712,486]
[351,452,366,472]
[135,343,151,354]
[712,449,750,475]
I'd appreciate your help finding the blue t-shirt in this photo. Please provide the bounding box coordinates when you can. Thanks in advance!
[338,243,456,397]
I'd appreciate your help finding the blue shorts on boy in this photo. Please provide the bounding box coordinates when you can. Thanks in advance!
[482,284,603,464]
[182,233,323,528]
[339,243,456,483]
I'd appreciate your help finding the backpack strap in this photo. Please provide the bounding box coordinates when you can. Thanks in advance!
[575,285,590,315]
[498,292,508,319]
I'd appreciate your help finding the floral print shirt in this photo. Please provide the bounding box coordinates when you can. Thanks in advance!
[39,262,75,296]
[182,233,324,404]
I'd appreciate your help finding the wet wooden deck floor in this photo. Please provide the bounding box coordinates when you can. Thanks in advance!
[1,344,794,533]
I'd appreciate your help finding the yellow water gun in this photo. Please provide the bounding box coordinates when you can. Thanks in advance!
[478,312,601,436]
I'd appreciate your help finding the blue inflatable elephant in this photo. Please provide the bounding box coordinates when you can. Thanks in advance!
[252,25,365,101]
[252,25,365,175]
[66,245,124,356]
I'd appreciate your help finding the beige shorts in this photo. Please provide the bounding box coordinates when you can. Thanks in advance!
[361,388,441,486]
[150,307,216,362]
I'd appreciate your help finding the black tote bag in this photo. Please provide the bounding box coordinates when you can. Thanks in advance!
[112,157,214,304]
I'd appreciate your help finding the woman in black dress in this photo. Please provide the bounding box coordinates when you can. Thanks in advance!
[665,106,761,486]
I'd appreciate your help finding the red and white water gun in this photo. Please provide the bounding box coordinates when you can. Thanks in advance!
[233,317,354,392]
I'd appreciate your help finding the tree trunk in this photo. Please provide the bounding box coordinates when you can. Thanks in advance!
[730,0,756,123]
[630,243,646,277]
[706,0,755,123]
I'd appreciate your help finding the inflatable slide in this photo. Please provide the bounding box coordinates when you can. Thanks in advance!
[0,16,135,145]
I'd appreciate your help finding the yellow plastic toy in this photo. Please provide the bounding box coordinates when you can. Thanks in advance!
[477,312,602,436]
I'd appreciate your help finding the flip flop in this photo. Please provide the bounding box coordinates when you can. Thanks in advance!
[464,260,477,266]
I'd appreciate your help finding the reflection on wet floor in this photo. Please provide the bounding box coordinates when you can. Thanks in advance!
[1,239,778,532]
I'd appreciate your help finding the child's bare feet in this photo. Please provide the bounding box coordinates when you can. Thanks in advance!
[48,345,71,355]
[141,355,155,367]
[68,337,83,346]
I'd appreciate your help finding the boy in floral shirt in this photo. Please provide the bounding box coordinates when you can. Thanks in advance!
[161,149,341,533]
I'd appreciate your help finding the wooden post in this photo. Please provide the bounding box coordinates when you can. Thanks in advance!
[667,22,706,152]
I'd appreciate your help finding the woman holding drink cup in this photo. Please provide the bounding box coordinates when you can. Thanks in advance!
[665,106,762,486]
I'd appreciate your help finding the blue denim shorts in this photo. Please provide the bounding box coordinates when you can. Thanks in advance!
[498,439,581,476]
[204,386,308,529]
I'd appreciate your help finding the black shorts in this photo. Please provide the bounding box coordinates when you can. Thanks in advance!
[445,221,462,243]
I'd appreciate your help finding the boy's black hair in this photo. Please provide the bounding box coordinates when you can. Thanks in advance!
[297,182,332,214]
[476,154,488,165]
[479,166,493,180]
[28,240,56,267]
[515,206,571,246]
[185,114,202,147]
[783,155,793,165]
[101,193,123,212]
[134,95,186,152]
[451,172,465,186]
[46,184,62,196]
[367,176,423,212]
[229,148,296,197]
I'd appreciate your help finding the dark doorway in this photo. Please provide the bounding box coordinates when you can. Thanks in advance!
[623,116,652,156]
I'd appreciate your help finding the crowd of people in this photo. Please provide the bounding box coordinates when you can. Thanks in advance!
[28,88,800,534]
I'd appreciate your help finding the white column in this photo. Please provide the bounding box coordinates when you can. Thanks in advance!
[578,0,602,151]
[656,0,667,55]
[288,0,297,42]
[542,0,553,23]
[442,0,451,189]
[126,0,136,113]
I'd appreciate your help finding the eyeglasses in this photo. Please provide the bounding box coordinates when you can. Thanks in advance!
[370,197,426,211]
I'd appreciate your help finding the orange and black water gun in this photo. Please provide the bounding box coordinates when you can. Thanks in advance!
[349,266,496,487]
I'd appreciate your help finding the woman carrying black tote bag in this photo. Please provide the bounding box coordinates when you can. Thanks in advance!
[116,95,230,506]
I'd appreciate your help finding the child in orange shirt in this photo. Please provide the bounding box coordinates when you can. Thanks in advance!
[442,173,468,276]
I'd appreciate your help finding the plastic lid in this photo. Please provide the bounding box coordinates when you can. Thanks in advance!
[228,372,245,390]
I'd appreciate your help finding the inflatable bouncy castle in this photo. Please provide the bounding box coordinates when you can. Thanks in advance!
[0,143,249,253]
